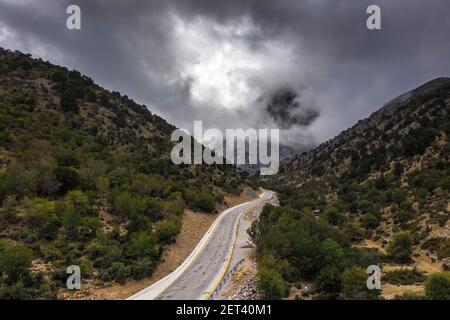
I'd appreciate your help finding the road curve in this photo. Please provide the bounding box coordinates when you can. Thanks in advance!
[128,190,272,300]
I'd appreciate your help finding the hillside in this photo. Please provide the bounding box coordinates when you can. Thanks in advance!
[0,48,249,299]
[254,78,450,300]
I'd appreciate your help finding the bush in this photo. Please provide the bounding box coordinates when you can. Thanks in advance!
[322,207,345,226]
[341,267,369,299]
[362,213,380,229]
[60,89,78,113]
[387,232,414,263]
[54,166,80,195]
[384,268,426,285]
[61,204,82,239]
[0,281,32,299]
[424,272,450,300]
[398,209,414,224]
[195,191,215,212]
[130,257,155,279]
[0,241,32,283]
[155,218,181,244]
[342,223,364,242]
[127,232,159,260]
[102,262,131,283]
[257,268,286,300]
[315,266,342,294]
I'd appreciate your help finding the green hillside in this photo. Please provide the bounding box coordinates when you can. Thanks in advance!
[0,48,247,299]
[255,78,450,300]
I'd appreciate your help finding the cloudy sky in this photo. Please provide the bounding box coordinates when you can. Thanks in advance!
[1,0,450,149]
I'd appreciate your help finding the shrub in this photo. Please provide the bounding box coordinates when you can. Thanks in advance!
[54,166,80,195]
[341,267,369,299]
[384,268,426,285]
[155,218,181,244]
[387,232,414,263]
[127,232,159,260]
[257,268,286,300]
[61,204,82,239]
[0,241,32,283]
[0,281,32,299]
[315,266,342,294]
[322,207,345,226]
[342,223,364,242]
[130,258,155,279]
[362,213,380,229]
[196,191,215,212]
[60,89,78,113]
[424,272,450,300]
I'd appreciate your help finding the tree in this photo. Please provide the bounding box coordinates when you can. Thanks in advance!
[322,207,345,226]
[425,272,450,300]
[362,213,380,229]
[196,191,215,212]
[257,268,286,300]
[320,239,345,269]
[0,196,17,223]
[393,161,404,177]
[54,166,80,195]
[341,267,370,299]
[315,266,342,294]
[155,218,181,244]
[24,198,60,241]
[60,89,78,113]
[342,223,364,242]
[0,241,32,283]
[61,204,82,239]
[64,190,93,216]
[387,232,414,263]
[127,232,159,260]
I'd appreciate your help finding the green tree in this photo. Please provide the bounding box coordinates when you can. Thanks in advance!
[341,267,369,299]
[257,268,286,300]
[61,204,82,239]
[0,241,32,282]
[322,207,345,226]
[155,218,181,244]
[424,272,450,300]
[387,232,414,263]
[60,89,78,113]
[127,232,159,260]
[315,266,342,294]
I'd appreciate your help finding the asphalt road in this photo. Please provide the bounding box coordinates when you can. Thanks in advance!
[128,190,272,300]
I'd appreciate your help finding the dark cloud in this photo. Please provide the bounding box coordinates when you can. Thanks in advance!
[265,88,319,129]
[1,0,449,149]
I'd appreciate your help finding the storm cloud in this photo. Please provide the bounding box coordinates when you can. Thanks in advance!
[1,0,450,149]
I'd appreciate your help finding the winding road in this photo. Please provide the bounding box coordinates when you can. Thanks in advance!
[128,190,272,300]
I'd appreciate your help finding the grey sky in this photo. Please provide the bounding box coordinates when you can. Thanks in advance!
[1,0,449,148]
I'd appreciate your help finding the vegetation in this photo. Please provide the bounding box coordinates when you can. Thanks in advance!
[424,272,450,300]
[383,268,426,285]
[256,77,450,299]
[0,48,247,298]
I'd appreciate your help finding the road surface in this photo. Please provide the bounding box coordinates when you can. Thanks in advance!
[128,190,272,300]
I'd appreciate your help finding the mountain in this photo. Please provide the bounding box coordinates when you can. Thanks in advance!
[0,48,249,299]
[253,78,450,300]
[238,143,300,176]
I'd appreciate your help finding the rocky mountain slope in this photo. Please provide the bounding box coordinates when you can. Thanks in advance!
[254,78,450,300]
